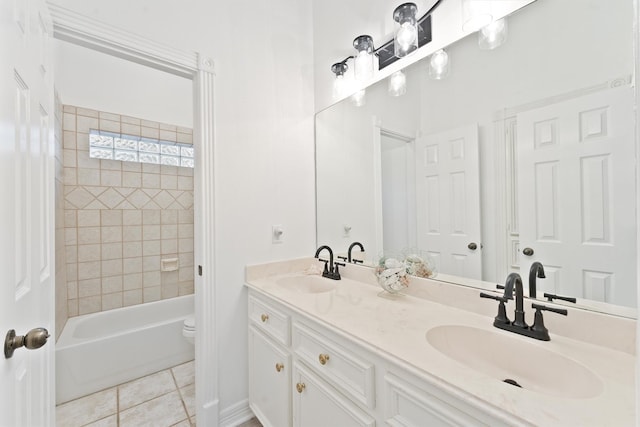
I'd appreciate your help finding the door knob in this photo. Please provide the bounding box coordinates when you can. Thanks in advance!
[5,328,49,359]
[468,242,478,250]
[522,247,534,256]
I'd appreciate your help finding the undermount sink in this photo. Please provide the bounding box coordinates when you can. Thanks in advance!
[426,325,603,399]
[275,275,337,294]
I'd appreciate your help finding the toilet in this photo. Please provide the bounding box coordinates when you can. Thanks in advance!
[182,315,195,345]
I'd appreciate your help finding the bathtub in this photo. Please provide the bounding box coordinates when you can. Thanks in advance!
[56,295,195,404]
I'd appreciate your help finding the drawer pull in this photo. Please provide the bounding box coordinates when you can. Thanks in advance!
[261,314,269,323]
[296,382,306,393]
[275,363,284,372]
[319,353,330,365]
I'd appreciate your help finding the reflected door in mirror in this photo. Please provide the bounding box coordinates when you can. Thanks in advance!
[415,124,482,279]
[517,86,636,306]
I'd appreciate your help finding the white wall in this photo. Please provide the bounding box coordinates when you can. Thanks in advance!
[50,0,316,417]
[54,40,193,127]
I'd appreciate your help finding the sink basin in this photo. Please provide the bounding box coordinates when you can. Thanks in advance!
[426,325,603,399]
[275,275,337,294]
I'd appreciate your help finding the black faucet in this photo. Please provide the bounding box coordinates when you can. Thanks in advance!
[347,242,365,263]
[503,273,528,328]
[528,262,545,299]
[480,272,568,341]
[314,245,343,280]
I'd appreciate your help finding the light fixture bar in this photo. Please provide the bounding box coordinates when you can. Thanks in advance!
[377,0,442,70]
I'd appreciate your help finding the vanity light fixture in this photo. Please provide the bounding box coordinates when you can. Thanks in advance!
[354,35,375,82]
[393,3,419,58]
[479,17,508,50]
[388,70,407,96]
[331,61,350,100]
[429,49,449,80]
[461,0,493,32]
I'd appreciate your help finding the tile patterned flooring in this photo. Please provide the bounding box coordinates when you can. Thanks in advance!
[56,361,196,427]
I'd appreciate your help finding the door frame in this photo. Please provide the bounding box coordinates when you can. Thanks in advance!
[47,4,219,426]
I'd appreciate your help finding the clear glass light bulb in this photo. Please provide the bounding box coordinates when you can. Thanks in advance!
[479,18,507,50]
[354,50,373,81]
[351,89,366,107]
[429,50,449,79]
[388,71,406,97]
[396,22,417,51]
[332,75,346,100]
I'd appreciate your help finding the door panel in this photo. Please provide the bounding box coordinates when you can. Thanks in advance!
[517,87,635,305]
[1,0,55,425]
[415,124,482,279]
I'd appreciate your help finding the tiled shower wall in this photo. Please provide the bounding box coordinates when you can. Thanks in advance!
[62,105,194,316]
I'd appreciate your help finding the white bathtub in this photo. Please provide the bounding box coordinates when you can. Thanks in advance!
[56,295,195,404]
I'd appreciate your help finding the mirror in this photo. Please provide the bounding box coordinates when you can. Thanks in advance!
[316,0,637,316]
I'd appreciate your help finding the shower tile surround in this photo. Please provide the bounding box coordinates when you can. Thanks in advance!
[62,105,194,316]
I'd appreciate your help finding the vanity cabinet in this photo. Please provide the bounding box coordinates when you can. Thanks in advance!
[247,290,507,427]
[292,362,375,427]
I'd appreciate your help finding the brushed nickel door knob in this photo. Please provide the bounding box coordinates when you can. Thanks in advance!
[4,328,50,359]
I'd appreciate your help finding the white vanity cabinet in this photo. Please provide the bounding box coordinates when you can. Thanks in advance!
[292,362,375,427]
[247,289,508,427]
[248,296,292,427]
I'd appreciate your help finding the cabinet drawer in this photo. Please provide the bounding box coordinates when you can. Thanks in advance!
[384,371,507,427]
[293,323,375,409]
[249,294,290,346]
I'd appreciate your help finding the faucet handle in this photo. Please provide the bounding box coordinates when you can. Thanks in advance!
[480,293,510,325]
[337,255,347,261]
[530,303,568,341]
[317,258,329,274]
[531,303,568,316]
[480,292,507,303]
[543,293,577,304]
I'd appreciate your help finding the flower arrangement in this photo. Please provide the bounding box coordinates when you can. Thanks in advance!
[374,250,437,294]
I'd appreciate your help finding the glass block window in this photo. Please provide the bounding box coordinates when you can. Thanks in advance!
[89,129,194,168]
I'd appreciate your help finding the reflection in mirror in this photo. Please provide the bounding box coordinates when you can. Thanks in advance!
[315,0,636,315]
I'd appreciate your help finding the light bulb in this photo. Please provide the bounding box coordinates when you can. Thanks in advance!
[462,0,493,32]
[354,50,374,81]
[388,71,407,97]
[479,18,507,50]
[351,90,366,107]
[333,75,347,100]
[396,23,418,52]
[429,49,449,80]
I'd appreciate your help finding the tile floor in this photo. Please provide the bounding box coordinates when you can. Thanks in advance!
[56,361,196,427]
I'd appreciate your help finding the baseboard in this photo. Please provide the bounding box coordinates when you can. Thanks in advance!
[220,399,255,427]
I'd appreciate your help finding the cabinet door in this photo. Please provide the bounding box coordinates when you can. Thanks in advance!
[293,362,375,427]
[249,326,291,427]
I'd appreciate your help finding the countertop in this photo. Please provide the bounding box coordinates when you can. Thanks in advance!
[245,257,636,427]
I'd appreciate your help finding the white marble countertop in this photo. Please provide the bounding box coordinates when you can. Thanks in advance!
[245,257,636,427]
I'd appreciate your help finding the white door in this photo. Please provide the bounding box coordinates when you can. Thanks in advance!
[517,87,636,305]
[415,124,482,279]
[1,1,56,425]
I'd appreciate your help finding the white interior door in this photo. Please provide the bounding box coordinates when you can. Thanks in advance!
[415,124,482,279]
[1,1,56,425]
[517,86,636,305]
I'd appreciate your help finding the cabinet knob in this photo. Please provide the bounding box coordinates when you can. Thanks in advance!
[296,382,306,393]
[261,314,269,323]
[318,353,330,365]
[275,363,284,372]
